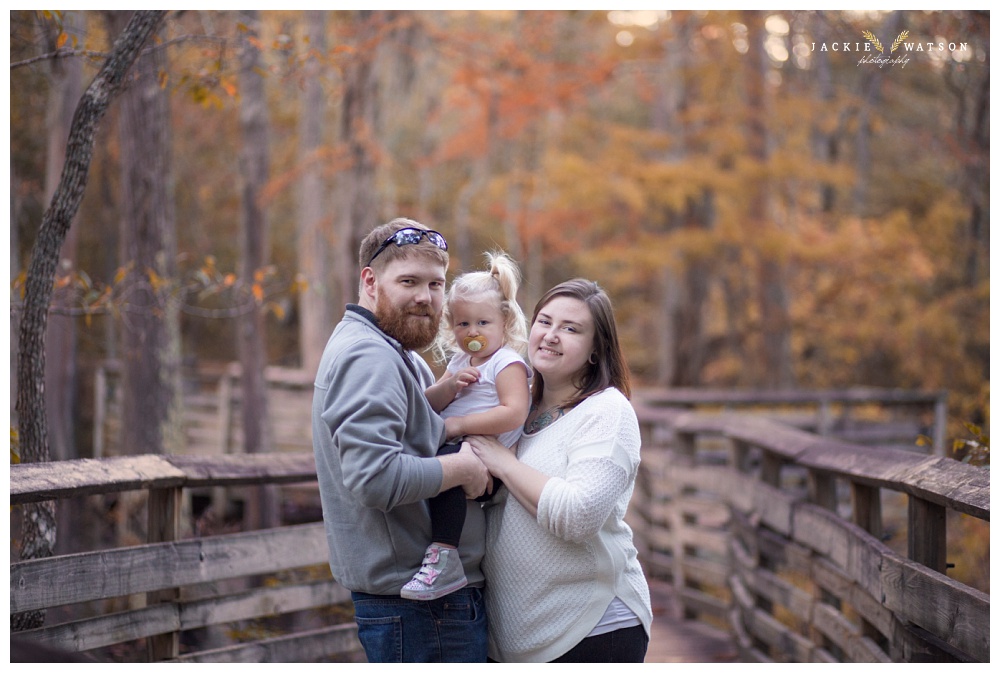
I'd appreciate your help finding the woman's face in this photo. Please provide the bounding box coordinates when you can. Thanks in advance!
[528,295,595,388]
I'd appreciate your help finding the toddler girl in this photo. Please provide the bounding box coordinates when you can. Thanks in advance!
[401,251,531,600]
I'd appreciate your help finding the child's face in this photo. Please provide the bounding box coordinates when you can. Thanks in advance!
[450,297,506,359]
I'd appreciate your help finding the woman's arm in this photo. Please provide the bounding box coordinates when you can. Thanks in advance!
[444,363,530,440]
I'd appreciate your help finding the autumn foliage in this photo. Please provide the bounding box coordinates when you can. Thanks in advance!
[9,10,990,449]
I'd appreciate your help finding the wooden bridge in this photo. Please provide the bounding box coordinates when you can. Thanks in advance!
[9,374,989,663]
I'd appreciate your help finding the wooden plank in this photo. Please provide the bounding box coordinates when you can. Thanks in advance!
[20,578,350,655]
[677,525,729,560]
[754,482,795,536]
[18,603,179,653]
[176,622,362,663]
[743,565,813,623]
[11,523,329,614]
[881,552,989,662]
[636,387,946,407]
[812,601,858,657]
[165,452,317,486]
[677,556,729,590]
[798,444,988,520]
[792,504,849,570]
[812,556,893,642]
[677,585,730,622]
[10,455,185,504]
[179,578,348,630]
[745,605,814,662]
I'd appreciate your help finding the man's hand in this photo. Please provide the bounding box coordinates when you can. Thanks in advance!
[437,440,490,499]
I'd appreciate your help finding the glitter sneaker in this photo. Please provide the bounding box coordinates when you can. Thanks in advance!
[400,543,468,601]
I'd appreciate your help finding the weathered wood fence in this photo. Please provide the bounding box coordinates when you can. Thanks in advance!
[628,400,989,662]
[10,384,987,662]
[10,453,361,662]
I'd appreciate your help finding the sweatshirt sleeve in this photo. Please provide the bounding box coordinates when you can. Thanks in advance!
[535,395,638,543]
[318,338,443,511]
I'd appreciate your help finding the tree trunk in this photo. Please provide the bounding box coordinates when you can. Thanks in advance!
[745,11,794,389]
[334,10,382,308]
[237,9,278,531]
[108,10,183,457]
[13,9,167,632]
[852,11,903,214]
[41,10,84,462]
[296,10,332,374]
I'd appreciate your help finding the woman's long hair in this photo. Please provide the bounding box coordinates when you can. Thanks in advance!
[530,278,631,411]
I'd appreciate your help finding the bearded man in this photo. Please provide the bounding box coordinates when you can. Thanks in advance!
[311,218,490,663]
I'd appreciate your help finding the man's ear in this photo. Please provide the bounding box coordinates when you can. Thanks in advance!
[361,266,378,301]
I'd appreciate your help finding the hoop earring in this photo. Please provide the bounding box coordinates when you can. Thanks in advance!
[589,353,597,365]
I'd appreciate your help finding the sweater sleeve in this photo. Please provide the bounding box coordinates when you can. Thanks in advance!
[535,396,636,543]
[318,338,442,511]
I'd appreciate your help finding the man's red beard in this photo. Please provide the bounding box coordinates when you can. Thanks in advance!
[375,292,441,351]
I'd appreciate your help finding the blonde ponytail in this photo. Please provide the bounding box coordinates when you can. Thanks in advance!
[431,250,529,362]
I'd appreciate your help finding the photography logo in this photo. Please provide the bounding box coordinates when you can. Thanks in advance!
[812,27,970,69]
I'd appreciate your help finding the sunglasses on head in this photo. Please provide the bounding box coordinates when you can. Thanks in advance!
[367,227,449,267]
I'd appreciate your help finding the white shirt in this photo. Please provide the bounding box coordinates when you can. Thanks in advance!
[482,388,653,662]
[443,346,531,448]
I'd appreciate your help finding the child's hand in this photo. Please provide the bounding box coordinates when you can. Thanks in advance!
[449,366,480,395]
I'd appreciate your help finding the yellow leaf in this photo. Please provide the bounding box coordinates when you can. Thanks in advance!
[266,302,285,320]
[114,266,127,284]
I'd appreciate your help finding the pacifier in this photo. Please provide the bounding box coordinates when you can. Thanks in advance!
[463,335,488,353]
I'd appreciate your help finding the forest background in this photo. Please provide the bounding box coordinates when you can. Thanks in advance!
[8,9,990,470]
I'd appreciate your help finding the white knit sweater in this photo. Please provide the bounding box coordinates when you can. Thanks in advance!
[482,387,653,662]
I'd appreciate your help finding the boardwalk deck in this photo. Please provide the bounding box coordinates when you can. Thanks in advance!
[645,579,738,663]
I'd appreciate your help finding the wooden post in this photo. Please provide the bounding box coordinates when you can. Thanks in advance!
[93,364,107,458]
[907,495,947,574]
[729,438,752,473]
[932,393,948,457]
[760,450,782,487]
[212,366,235,520]
[147,486,181,661]
[817,399,832,436]
[851,482,883,539]
[808,469,837,512]
[675,430,697,459]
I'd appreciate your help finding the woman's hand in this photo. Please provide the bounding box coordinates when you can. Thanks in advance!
[468,435,548,519]
[467,434,516,474]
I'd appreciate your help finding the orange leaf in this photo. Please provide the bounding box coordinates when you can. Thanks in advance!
[56,32,68,49]
[252,283,264,302]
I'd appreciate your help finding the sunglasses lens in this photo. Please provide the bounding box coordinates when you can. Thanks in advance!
[368,227,448,266]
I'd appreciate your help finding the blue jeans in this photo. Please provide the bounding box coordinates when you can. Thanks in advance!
[351,587,487,662]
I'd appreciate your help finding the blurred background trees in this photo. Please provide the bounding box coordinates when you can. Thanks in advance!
[9,9,990,461]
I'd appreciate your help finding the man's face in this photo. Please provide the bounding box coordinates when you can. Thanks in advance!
[372,255,447,350]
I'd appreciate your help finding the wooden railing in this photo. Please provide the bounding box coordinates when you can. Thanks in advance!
[10,453,361,663]
[629,402,989,662]
[11,391,987,663]
[634,387,949,455]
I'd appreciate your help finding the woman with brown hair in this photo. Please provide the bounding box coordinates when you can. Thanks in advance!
[468,278,652,663]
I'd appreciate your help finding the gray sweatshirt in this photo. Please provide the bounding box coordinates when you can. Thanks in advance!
[312,306,486,594]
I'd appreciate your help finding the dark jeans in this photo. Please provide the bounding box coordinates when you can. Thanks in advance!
[551,624,649,663]
[351,587,488,662]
